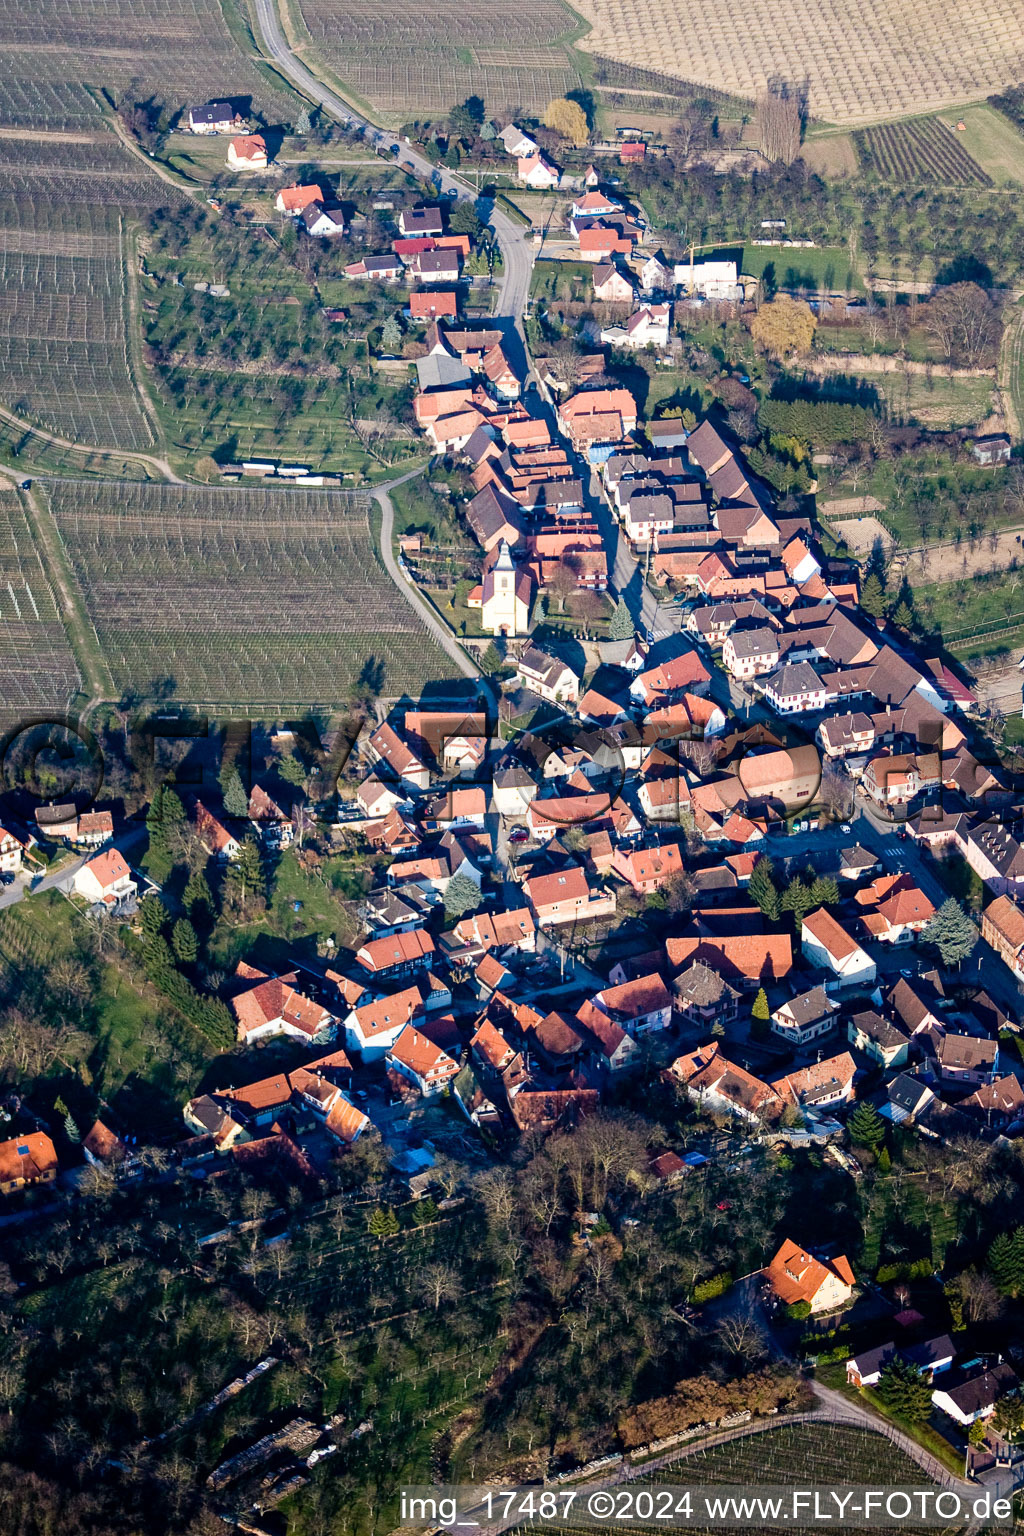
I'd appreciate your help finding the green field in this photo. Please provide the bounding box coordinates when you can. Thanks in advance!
[873,369,996,429]
[944,103,1024,187]
[729,246,863,295]
[41,478,460,708]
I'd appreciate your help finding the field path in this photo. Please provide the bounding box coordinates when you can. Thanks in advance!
[0,402,183,484]
[998,300,1024,441]
[373,468,487,687]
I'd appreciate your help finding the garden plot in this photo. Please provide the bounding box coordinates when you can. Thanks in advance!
[43,480,459,707]
[855,117,992,184]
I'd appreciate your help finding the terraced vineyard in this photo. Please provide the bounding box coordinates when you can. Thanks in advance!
[0,487,81,732]
[42,480,459,707]
[291,0,581,117]
[855,117,993,184]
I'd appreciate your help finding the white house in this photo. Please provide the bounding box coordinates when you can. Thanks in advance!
[517,154,560,189]
[931,1364,1019,1427]
[73,848,137,909]
[515,645,579,704]
[344,985,423,1062]
[189,101,246,135]
[0,825,23,874]
[302,203,346,238]
[801,907,876,988]
[675,259,740,300]
[227,134,267,169]
[386,1023,459,1096]
[500,123,539,157]
[481,542,532,637]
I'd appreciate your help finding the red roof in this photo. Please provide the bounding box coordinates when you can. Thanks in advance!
[410,290,458,320]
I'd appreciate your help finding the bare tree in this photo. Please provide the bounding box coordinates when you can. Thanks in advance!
[755,79,804,164]
[923,282,1001,368]
[819,763,854,821]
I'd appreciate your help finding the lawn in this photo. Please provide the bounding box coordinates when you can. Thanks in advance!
[736,244,865,295]
[914,568,1024,642]
[953,103,1024,186]
[207,845,364,973]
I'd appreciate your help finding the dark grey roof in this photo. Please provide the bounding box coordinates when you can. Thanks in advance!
[850,1009,909,1050]
[780,985,838,1028]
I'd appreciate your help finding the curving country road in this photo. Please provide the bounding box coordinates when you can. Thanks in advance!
[249,0,536,334]
[372,466,492,689]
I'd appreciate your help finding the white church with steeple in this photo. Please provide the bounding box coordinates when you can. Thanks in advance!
[480,541,532,637]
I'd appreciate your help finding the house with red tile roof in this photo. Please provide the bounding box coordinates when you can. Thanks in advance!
[276,184,322,214]
[344,984,424,1061]
[670,1040,782,1123]
[575,998,638,1071]
[387,1023,459,1096]
[523,863,616,928]
[231,967,340,1046]
[592,972,672,1034]
[228,133,267,169]
[367,721,431,790]
[72,847,137,908]
[611,840,685,894]
[409,290,458,322]
[801,907,876,987]
[765,1239,855,1312]
[193,798,240,860]
[665,931,792,988]
[0,1131,58,1195]
[630,648,712,705]
[772,1051,858,1111]
[355,927,435,979]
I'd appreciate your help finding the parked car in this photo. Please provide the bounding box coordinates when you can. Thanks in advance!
[508,825,529,844]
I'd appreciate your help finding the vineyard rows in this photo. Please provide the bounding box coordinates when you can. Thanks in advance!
[0,247,155,452]
[296,0,579,114]
[0,489,81,732]
[855,117,993,184]
[42,481,459,706]
[0,0,297,127]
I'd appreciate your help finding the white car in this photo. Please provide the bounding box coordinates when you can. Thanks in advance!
[840,823,852,834]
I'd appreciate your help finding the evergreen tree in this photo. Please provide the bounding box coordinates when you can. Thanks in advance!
[751,986,770,1021]
[444,870,480,922]
[367,1206,399,1237]
[992,1388,1024,1442]
[63,1111,80,1143]
[922,897,978,968]
[172,917,199,964]
[878,1358,932,1421]
[183,866,213,920]
[860,571,886,618]
[848,1100,885,1153]
[892,598,914,629]
[220,766,249,819]
[294,107,312,136]
[381,313,402,351]
[413,1197,439,1225]
[877,1145,891,1173]
[480,642,504,675]
[224,836,265,916]
[145,785,185,881]
[608,596,634,640]
[748,856,780,919]
[278,752,308,789]
[781,876,815,922]
[140,894,167,939]
[809,874,839,907]
[988,1228,1024,1298]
